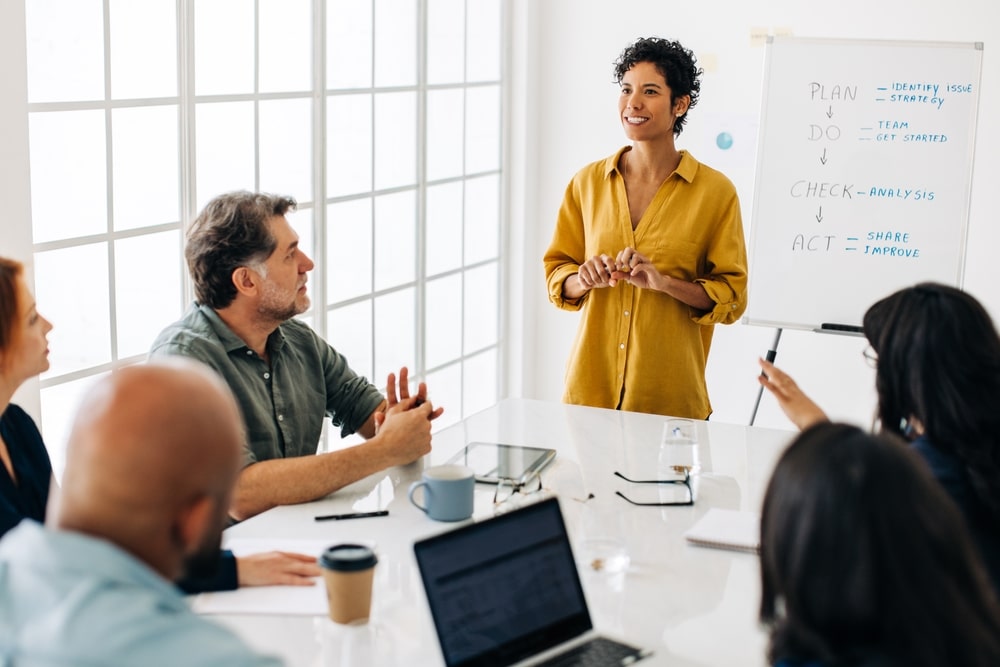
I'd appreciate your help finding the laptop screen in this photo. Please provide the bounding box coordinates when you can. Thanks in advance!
[414,497,593,667]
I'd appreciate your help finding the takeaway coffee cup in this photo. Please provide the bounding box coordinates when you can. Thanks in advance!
[407,464,475,521]
[319,543,378,624]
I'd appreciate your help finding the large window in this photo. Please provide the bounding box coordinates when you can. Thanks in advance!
[23,0,504,477]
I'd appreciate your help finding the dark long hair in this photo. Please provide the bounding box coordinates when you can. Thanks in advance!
[862,282,1000,520]
[0,257,25,371]
[760,422,1000,667]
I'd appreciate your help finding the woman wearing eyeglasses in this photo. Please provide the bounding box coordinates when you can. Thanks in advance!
[758,282,1000,596]
[760,422,1000,667]
[0,256,320,590]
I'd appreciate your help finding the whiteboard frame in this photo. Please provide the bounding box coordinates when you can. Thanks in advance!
[743,36,983,332]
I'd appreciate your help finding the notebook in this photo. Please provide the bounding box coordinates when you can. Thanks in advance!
[413,497,652,667]
[683,508,761,554]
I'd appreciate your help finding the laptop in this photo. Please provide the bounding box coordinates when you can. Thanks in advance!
[413,497,652,667]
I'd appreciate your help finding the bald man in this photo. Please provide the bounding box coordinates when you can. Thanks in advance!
[0,362,282,666]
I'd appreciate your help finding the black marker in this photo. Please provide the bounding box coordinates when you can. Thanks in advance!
[817,322,864,336]
[314,510,389,522]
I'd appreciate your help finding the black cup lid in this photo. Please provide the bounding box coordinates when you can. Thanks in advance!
[319,543,378,571]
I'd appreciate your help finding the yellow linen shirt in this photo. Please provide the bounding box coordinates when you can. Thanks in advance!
[543,148,748,419]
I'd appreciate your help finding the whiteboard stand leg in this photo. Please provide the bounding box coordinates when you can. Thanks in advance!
[750,328,783,426]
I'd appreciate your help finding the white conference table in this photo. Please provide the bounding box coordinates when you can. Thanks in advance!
[210,398,796,666]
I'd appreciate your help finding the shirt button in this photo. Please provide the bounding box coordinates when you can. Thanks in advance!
[624,310,630,317]
[246,350,253,356]
[263,372,270,379]
[277,414,284,422]
[619,343,625,350]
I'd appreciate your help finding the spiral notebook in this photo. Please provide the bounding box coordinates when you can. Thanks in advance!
[683,508,760,554]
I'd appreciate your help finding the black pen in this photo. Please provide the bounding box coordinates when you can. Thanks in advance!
[314,510,389,522]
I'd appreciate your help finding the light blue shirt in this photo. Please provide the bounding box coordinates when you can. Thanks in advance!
[0,521,283,667]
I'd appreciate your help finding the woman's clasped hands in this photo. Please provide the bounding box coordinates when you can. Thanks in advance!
[577,246,663,291]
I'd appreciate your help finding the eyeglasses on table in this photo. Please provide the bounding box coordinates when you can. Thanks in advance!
[613,469,694,507]
[492,472,595,515]
[493,471,547,515]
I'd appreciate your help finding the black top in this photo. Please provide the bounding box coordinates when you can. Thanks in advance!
[0,404,52,536]
[912,436,1000,596]
[0,403,238,593]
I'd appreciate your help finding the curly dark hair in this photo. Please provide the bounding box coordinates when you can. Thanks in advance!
[185,191,297,309]
[613,36,702,136]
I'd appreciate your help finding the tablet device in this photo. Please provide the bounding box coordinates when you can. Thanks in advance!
[444,442,556,484]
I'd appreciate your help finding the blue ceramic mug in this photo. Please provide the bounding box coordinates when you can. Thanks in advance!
[408,464,475,521]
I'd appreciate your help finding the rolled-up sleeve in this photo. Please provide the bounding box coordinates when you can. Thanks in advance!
[692,180,748,325]
[543,178,589,311]
[321,342,384,438]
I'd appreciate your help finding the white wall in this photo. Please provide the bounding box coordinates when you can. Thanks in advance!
[509,0,999,429]
[0,0,42,420]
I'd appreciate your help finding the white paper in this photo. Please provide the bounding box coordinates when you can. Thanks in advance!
[190,539,332,616]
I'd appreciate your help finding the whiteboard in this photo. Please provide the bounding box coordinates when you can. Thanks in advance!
[744,37,983,331]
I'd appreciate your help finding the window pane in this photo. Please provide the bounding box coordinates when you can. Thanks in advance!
[374,288,415,383]
[463,348,497,417]
[291,207,317,329]
[467,0,501,83]
[374,91,416,190]
[373,0,416,87]
[194,0,254,95]
[328,300,373,382]
[426,89,464,181]
[427,0,464,85]
[426,182,463,276]
[464,174,499,264]
[195,101,256,210]
[465,85,501,173]
[327,0,372,89]
[426,274,462,369]
[260,99,313,201]
[425,363,461,430]
[109,0,176,99]
[327,199,372,303]
[288,208,315,273]
[112,106,179,230]
[41,373,108,482]
[327,95,372,197]
[464,262,497,353]
[29,110,107,243]
[36,243,111,377]
[115,231,183,358]
[25,0,104,103]
[374,190,416,291]
[260,0,312,93]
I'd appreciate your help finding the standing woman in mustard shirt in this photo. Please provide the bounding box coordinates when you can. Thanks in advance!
[543,36,748,419]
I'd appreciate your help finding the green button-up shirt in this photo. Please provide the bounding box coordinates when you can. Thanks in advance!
[150,304,383,466]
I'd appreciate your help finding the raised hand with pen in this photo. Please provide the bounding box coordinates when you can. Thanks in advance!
[756,358,829,430]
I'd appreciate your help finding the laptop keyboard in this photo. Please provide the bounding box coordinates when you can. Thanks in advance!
[536,637,647,667]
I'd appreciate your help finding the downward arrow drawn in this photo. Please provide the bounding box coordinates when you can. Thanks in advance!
[826,105,834,118]
[816,206,824,223]
[820,148,828,165]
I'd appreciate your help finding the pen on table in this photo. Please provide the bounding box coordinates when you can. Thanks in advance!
[314,510,389,522]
